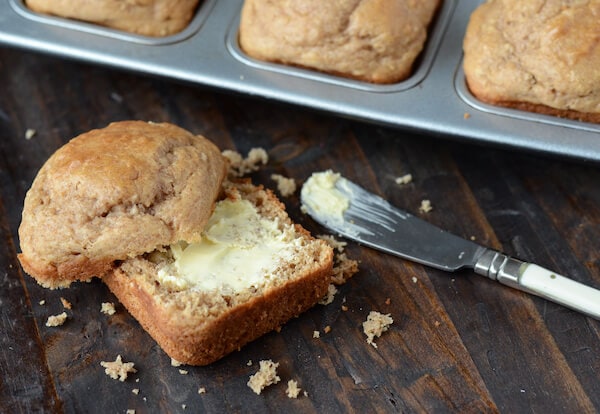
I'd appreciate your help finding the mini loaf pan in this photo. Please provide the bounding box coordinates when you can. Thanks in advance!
[2,0,599,161]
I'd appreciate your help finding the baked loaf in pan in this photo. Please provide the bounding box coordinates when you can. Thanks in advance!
[18,120,333,365]
[463,0,600,123]
[239,0,441,84]
[25,0,200,37]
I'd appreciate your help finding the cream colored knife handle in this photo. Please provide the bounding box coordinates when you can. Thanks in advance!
[474,250,600,320]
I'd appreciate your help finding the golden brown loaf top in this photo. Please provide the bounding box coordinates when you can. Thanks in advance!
[25,0,200,37]
[239,0,441,84]
[463,0,600,123]
[18,120,227,288]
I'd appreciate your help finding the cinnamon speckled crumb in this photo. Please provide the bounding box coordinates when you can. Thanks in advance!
[223,148,268,177]
[419,199,433,213]
[100,355,137,381]
[286,380,301,398]
[45,312,67,327]
[101,302,116,315]
[363,311,393,348]
[271,174,297,197]
[247,360,280,395]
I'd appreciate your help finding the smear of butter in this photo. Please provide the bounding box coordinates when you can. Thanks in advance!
[300,170,349,224]
[157,199,299,291]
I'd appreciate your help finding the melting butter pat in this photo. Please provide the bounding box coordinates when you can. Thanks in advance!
[157,199,299,291]
[300,170,349,223]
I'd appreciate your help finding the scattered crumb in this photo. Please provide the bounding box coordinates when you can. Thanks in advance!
[60,297,72,310]
[247,360,253,366]
[179,369,188,375]
[171,358,182,367]
[182,404,186,410]
[25,128,36,140]
[303,391,309,397]
[341,305,349,312]
[198,387,206,394]
[126,410,135,414]
[286,380,302,399]
[419,199,433,213]
[470,235,476,241]
[434,320,441,327]
[270,174,297,197]
[332,252,359,285]
[247,360,280,395]
[395,174,413,185]
[385,298,391,305]
[132,388,140,395]
[100,355,137,382]
[323,325,332,334]
[317,234,359,284]
[319,284,338,305]
[223,148,268,177]
[464,112,471,119]
[39,300,45,306]
[313,330,320,339]
[317,234,347,253]
[45,312,68,327]
[363,311,394,349]
[101,302,116,315]
[412,277,417,284]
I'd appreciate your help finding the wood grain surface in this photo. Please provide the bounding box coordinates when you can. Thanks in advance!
[1,46,600,414]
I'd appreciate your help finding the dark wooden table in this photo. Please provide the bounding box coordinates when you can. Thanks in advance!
[2,46,600,414]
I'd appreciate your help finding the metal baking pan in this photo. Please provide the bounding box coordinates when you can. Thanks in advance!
[1,0,599,161]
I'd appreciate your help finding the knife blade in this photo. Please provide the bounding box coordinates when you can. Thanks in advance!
[300,171,600,320]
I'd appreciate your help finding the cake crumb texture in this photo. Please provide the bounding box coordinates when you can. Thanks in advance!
[45,312,67,327]
[363,311,393,348]
[100,355,137,381]
[286,380,302,398]
[101,302,116,315]
[270,174,297,197]
[247,360,280,395]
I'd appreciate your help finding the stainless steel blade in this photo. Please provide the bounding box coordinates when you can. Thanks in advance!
[301,175,487,271]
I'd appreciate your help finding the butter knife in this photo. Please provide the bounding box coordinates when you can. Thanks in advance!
[300,171,600,320]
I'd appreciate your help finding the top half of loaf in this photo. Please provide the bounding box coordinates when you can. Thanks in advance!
[238,0,441,84]
[18,120,228,288]
[463,0,600,119]
[25,0,200,37]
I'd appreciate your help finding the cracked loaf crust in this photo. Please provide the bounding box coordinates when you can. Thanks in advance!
[25,0,200,37]
[18,121,228,288]
[463,0,600,123]
[238,0,441,84]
